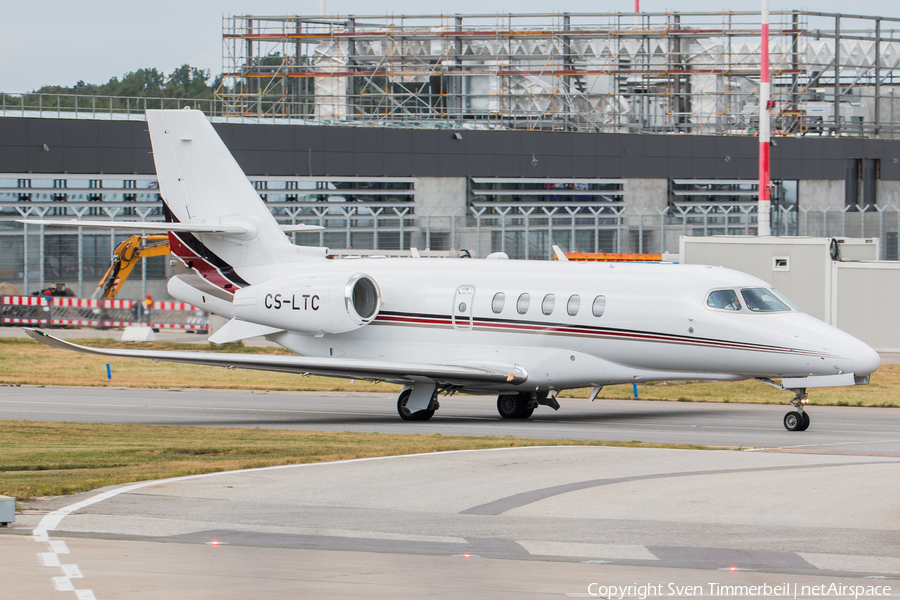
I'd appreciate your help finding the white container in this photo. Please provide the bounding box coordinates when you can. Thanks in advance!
[0,495,14,526]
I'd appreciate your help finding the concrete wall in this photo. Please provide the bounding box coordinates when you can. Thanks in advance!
[624,178,669,254]
[877,180,900,206]
[799,180,844,209]
[413,177,466,249]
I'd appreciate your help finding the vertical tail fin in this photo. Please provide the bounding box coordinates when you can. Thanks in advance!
[147,109,299,286]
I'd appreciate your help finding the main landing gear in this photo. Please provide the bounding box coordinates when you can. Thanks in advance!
[783,389,811,432]
[496,392,560,419]
[397,388,439,421]
[497,392,535,419]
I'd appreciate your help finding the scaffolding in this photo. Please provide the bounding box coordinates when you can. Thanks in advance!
[220,11,900,137]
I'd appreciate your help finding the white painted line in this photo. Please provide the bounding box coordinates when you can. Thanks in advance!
[48,540,70,553]
[52,577,75,591]
[62,564,83,578]
[518,540,657,560]
[34,446,578,536]
[24,446,635,600]
[37,552,61,567]
[745,438,900,451]
[31,531,49,542]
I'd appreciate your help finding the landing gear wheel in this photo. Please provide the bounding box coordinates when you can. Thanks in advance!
[783,411,804,431]
[497,393,534,419]
[397,389,435,421]
[497,395,519,419]
[798,412,811,431]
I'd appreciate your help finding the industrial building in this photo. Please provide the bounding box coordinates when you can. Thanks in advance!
[2,11,900,299]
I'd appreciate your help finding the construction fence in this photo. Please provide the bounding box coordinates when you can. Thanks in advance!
[1,297,207,331]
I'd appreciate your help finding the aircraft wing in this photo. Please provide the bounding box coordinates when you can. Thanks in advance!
[23,329,527,386]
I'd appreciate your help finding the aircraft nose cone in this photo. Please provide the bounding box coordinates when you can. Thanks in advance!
[851,342,881,376]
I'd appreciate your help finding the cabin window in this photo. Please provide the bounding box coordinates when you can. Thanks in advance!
[707,289,742,311]
[741,288,790,312]
[567,294,580,316]
[491,292,505,314]
[541,294,555,315]
[592,295,606,317]
[517,293,530,314]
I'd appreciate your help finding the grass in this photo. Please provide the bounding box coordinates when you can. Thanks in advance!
[0,337,400,393]
[1,336,898,406]
[0,421,717,501]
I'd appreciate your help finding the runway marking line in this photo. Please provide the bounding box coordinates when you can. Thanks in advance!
[28,446,900,597]
[27,446,588,598]
[33,537,94,599]
[745,438,900,451]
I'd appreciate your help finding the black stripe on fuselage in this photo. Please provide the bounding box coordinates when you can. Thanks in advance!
[374,310,831,358]
[162,199,250,288]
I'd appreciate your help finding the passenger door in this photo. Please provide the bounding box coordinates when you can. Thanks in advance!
[452,285,475,331]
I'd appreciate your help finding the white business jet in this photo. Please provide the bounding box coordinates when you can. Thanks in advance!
[22,109,881,431]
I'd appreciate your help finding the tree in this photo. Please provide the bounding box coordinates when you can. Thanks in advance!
[33,65,219,100]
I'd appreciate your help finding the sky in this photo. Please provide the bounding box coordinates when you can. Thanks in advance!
[3,0,900,92]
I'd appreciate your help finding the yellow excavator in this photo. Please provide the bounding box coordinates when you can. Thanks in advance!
[95,234,170,299]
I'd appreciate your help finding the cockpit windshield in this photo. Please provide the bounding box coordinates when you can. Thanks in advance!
[770,288,802,312]
[740,288,791,312]
[707,289,742,311]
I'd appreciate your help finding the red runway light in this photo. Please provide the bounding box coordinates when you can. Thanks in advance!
[730,566,737,571]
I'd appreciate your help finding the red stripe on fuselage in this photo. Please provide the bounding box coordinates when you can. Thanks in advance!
[167,232,239,294]
[372,313,830,358]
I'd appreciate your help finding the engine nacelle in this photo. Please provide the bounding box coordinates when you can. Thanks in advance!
[232,272,381,335]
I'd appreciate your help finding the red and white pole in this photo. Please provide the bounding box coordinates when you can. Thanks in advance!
[758,0,772,236]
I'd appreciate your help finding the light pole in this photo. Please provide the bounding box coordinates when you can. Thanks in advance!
[758,0,772,236]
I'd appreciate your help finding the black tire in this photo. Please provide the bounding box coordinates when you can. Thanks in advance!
[397,389,435,421]
[497,395,519,419]
[497,393,535,419]
[798,412,811,431]
[783,411,803,431]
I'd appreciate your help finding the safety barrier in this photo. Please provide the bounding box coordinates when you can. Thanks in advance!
[1,296,207,331]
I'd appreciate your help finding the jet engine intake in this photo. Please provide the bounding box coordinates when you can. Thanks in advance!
[232,272,381,335]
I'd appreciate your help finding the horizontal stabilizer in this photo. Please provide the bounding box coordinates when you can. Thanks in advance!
[17,219,249,234]
[280,223,325,232]
[209,319,284,344]
[23,329,529,387]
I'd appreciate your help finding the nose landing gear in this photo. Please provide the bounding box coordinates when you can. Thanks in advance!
[783,389,810,432]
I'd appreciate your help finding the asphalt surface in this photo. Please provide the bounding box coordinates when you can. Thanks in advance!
[3,385,900,452]
[4,329,900,598]
[5,446,900,599]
